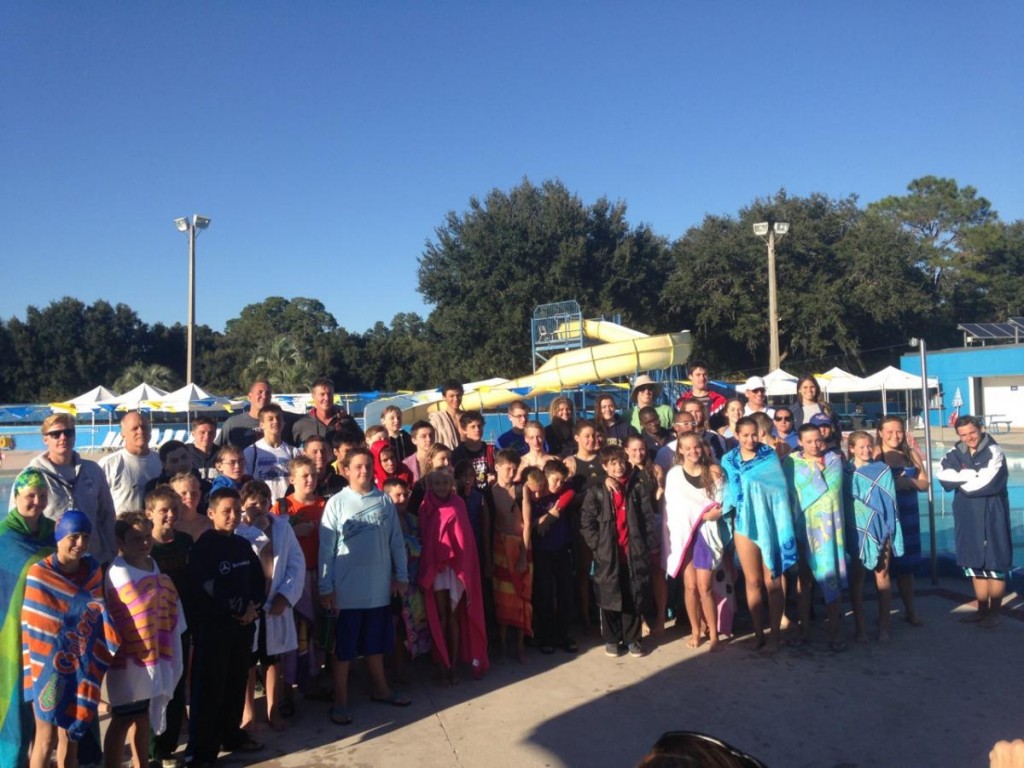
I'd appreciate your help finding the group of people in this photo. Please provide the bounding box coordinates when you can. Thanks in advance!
[0,366,1013,767]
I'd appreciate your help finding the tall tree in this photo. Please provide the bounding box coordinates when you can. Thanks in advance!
[222,297,342,389]
[4,298,148,401]
[114,363,180,392]
[663,190,934,376]
[869,176,999,327]
[243,335,317,393]
[418,178,673,382]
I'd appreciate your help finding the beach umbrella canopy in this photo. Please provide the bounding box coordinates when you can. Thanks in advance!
[951,387,964,408]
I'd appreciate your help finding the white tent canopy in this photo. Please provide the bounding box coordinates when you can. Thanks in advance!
[155,383,232,413]
[861,366,938,391]
[815,367,870,394]
[737,368,799,397]
[51,385,118,414]
[98,383,169,411]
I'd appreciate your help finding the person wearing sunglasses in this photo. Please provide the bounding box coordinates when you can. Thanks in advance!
[741,376,774,417]
[772,407,799,449]
[19,413,117,564]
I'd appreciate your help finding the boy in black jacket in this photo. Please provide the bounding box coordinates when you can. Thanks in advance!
[580,446,658,659]
[185,487,266,766]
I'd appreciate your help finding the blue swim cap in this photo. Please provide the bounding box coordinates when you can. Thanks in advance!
[55,509,92,541]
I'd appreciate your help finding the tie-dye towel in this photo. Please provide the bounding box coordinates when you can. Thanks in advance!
[0,509,54,767]
[785,452,847,604]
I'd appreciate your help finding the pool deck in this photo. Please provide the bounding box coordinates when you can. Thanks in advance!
[7,433,1022,766]
[214,579,1021,768]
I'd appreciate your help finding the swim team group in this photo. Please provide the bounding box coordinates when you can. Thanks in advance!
[0,363,1014,768]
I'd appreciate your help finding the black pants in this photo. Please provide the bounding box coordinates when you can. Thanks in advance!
[187,623,254,763]
[150,631,190,760]
[533,546,574,645]
[600,568,642,646]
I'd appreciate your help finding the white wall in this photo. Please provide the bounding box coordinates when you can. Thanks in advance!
[981,375,1024,425]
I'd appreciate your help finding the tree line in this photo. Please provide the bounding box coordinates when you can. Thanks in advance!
[1,176,1021,403]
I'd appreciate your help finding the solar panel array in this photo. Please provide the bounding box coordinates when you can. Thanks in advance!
[958,322,1023,342]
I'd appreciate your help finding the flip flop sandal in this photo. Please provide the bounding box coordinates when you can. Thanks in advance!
[329,707,353,725]
[370,692,412,707]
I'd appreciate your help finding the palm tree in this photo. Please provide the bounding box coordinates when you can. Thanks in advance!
[114,363,179,392]
[242,335,316,393]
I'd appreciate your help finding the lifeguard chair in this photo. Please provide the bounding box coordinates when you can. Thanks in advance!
[531,300,584,373]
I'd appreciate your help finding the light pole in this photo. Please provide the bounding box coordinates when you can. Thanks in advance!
[910,336,937,585]
[174,215,211,384]
[753,221,789,371]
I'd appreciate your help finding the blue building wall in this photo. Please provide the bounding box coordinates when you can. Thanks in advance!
[901,343,1024,427]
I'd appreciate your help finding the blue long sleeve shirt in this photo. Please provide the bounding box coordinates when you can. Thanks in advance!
[318,486,408,610]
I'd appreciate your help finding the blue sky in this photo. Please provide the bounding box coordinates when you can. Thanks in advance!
[3,2,1022,336]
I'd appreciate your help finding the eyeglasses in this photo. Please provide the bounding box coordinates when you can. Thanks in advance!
[45,428,76,439]
[774,415,793,422]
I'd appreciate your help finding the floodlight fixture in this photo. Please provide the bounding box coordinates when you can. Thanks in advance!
[753,221,791,372]
[174,214,212,384]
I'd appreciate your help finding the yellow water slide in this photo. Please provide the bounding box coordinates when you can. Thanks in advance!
[392,320,692,423]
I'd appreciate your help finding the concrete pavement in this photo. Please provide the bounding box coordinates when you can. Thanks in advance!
[230,579,1021,768]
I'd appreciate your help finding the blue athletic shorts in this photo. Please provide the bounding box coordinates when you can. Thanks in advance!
[334,605,395,661]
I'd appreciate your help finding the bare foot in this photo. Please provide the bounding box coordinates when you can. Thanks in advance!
[686,635,700,649]
[516,646,528,664]
[708,637,722,652]
[905,614,924,627]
